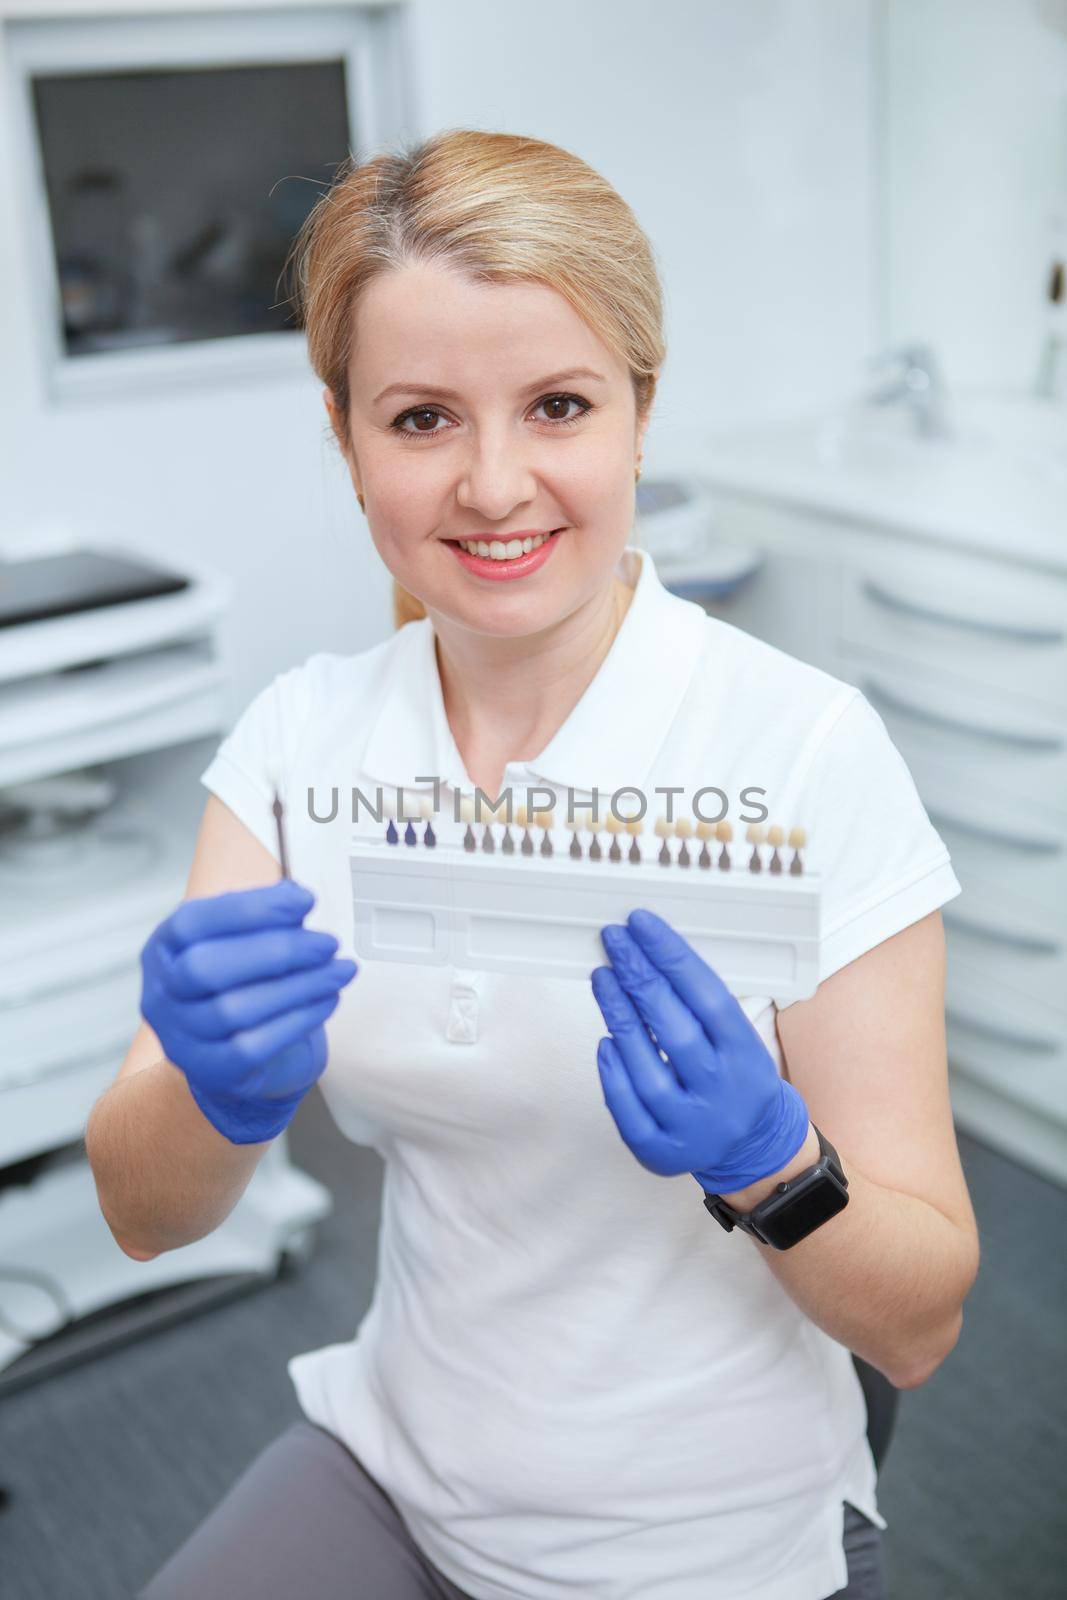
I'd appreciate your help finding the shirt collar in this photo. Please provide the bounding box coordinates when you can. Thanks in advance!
[359,545,710,799]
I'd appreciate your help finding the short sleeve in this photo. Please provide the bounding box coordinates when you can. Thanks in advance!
[779,688,961,1002]
[198,663,307,861]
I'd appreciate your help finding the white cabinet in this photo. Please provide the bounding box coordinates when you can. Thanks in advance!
[660,488,1067,1187]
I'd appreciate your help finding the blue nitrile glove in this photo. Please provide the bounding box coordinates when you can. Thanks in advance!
[140,879,358,1145]
[590,908,811,1192]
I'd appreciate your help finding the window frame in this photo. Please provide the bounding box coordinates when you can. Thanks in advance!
[4,1,414,405]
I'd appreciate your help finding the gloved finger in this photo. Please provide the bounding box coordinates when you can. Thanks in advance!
[155,880,316,957]
[590,964,679,1128]
[240,1022,329,1101]
[624,908,757,1057]
[164,1008,331,1104]
[225,992,342,1091]
[597,1035,670,1172]
[154,925,341,1001]
[599,923,715,1096]
[178,957,357,1041]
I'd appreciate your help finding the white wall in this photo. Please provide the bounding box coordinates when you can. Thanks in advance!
[883,0,1067,393]
[0,0,877,728]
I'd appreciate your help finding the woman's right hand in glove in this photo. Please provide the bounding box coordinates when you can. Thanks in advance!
[139,878,358,1145]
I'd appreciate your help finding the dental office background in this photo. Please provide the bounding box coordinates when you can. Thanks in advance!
[0,2,1064,1597]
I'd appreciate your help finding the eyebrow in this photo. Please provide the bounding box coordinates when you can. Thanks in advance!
[372,367,609,406]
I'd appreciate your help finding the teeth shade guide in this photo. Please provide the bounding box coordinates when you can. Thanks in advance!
[375,808,807,875]
[351,809,820,999]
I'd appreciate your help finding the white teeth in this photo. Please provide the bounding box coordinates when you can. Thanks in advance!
[456,530,556,559]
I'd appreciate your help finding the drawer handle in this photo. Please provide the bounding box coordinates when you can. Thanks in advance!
[861,676,1064,752]
[943,908,1061,956]
[861,579,1065,644]
[946,1007,1058,1055]
[925,805,1062,857]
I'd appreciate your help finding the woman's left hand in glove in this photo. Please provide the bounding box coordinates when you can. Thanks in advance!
[590,908,811,1193]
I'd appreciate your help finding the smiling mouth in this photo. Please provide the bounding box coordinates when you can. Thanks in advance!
[446,528,565,560]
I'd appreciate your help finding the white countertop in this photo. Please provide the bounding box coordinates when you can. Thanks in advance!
[645,396,1067,574]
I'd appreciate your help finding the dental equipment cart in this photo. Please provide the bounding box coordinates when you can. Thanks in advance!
[0,537,330,1394]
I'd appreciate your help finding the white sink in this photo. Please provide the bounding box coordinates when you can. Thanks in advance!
[814,394,1065,487]
[660,390,1067,569]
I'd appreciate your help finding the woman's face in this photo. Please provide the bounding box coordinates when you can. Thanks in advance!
[328,261,647,638]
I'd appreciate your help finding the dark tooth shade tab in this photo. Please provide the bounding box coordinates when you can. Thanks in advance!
[589,835,602,861]
[481,825,495,853]
[501,827,514,854]
[698,842,711,869]
[385,819,399,845]
[404,820,417,847]
[608,837,622,862]
[658,840,671,866]
[570,833,582,859]
[424,821,436,848]
[463,824,476,852]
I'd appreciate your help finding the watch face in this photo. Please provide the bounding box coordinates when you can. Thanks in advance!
[758,1174,849,1249]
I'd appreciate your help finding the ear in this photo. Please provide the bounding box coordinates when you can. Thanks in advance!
[321,390,350,454]
[635,373,658,457]
[323,387,365,506]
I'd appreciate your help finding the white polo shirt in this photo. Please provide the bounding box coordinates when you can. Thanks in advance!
[199,544,960,1600]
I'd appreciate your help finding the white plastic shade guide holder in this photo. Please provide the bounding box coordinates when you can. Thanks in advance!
[349,816,820,1002]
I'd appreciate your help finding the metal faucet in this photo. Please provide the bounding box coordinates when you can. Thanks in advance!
[864,343,952,439]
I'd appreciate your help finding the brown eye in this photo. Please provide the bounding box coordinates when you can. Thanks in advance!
[409,409,439,431]
[533,393,591,426]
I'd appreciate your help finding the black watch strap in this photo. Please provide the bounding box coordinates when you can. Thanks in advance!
[701,1124,849,1249]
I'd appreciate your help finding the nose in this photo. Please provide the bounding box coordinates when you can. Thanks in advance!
[453,421,540,523]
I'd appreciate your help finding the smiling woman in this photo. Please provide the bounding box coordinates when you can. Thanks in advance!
[130,128,977,1600]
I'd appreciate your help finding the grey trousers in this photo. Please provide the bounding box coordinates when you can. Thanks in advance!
[139,1418,887,1599]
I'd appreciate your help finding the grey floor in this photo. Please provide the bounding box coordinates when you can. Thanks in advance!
[2,1093,1064,1600]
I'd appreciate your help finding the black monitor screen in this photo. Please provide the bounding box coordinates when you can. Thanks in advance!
[31,60,351,356]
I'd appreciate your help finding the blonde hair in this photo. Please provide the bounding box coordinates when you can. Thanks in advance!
[285,128,664,629]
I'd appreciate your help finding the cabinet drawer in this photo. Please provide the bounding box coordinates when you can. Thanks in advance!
[945,966,1067,1126]
[897,750,1067,918]
[840,551,1067,713]
[942,881,1065,1016]
[0,964,140,1091]
[929,807,1067,922]
[839,653,1067,820]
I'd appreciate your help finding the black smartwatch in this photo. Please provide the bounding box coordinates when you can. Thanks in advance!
[700,1124,849,1250]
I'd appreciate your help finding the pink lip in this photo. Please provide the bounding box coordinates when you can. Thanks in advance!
[447,528,565,582]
